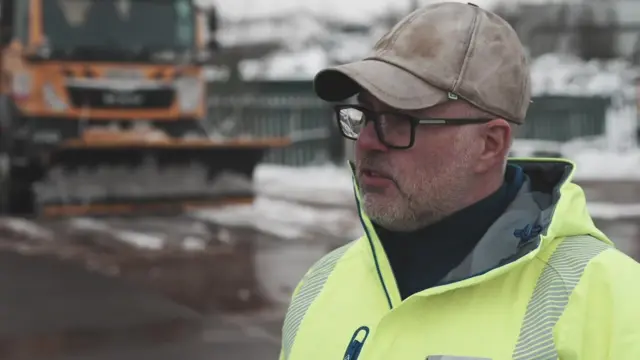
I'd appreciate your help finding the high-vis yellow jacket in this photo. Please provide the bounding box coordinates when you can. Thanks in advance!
[279,159,640,360]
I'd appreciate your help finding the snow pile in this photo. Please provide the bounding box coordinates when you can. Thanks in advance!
[220,12,386,80]
[530,53,638,97]
[181,236,208,251]
[571,150,640,180]
[240,46,329,80]
[69,218,167,250]
[254,163,354,207]
[250,197,359,240]
[263,197,360,240]
[194,198,362,241]
[558,133,640,180]
[0,218,54,242]
[115,230,165,250]
[218,11,329,49]
[510,139,564,158]
[328,30,383,64]
[194,163,363,241]
[586,203,640,220]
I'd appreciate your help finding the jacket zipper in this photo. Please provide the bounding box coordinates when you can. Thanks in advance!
[343,326,370,360]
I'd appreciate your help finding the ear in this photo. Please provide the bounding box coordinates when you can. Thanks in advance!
[474,119,511,173]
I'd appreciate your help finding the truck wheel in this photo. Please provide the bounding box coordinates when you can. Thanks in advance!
[8,164,37,216]
[0,153,9,214]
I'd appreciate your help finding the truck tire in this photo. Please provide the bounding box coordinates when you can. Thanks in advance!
[0,153,9,214]
[8,163,38,216]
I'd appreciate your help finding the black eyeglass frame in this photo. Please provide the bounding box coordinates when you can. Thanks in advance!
[334,104,498,149]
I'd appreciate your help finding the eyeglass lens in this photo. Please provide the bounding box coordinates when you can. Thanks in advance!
[337,107,413,147]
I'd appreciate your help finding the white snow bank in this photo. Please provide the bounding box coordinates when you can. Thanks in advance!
[0,218,54,241]
[530,53,638,97]
[115,231,165,250]
[182,236,208,251]
[197,158,640,238]
[192,163,362,240]
[240,47,329,81]
[252,197,361,240]
[558,133,640,181]
[587,202,640,220]
[569,150,640,180]
[254,163,354,207]
[510,139,564,158]
[194,197,362,241]
[69,218,166,250]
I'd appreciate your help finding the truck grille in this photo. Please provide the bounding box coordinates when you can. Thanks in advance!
[66,87,175,109]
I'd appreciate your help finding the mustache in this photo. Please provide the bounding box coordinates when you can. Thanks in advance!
[357,155,395,179]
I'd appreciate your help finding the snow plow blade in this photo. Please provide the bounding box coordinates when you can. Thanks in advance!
[33,137,291,218]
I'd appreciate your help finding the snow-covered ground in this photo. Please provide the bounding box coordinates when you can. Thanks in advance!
[194,163,362,242]
[0,162,638,253]
[196,158,640,244]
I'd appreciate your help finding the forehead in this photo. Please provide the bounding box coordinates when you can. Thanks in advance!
[356,92,377,105]
[356,92,396,110]
[356,91,472,119]
[356,92,425,118]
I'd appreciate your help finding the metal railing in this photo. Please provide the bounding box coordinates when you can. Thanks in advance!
[206,80,617,166]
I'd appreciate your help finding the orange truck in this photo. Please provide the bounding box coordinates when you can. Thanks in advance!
[0,0,289,217]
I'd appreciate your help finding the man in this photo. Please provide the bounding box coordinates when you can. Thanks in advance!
[279,2,640,360]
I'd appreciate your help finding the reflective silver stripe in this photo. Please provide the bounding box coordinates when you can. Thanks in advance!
[512,235,611,360]
[282,242,354,360]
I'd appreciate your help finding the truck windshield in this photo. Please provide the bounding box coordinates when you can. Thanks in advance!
[41,0,195,53]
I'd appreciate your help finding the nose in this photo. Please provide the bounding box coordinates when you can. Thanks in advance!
[356,121,387,152]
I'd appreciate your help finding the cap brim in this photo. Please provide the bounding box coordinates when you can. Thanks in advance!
[313,59,448,110]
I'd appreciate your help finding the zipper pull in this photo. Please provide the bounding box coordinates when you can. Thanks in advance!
[343,326,370,360]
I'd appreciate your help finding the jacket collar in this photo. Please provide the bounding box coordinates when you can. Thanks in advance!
[350,158,612,308]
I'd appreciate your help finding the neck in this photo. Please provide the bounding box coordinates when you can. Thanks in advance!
[459,170,505,212]
[374,165,522,299]
[409,170,505,230]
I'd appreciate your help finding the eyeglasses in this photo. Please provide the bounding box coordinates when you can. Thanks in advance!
[334,104,495,149]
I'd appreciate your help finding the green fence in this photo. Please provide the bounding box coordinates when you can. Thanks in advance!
[206,81,338,166]
[206,81,613,166]
[516,96,611,141]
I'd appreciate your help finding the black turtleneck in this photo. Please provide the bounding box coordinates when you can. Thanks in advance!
[375,166,524,300]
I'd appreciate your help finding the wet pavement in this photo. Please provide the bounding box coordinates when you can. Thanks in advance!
[47,310,285,360]
[0,213,341,359]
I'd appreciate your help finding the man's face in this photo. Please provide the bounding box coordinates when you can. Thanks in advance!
[354,93,487,231]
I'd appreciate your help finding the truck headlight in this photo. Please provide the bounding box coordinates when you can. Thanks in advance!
[175,77,202,112]
[43,83,67,112]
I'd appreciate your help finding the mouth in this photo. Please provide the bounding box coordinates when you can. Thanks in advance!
[360,168,392,180]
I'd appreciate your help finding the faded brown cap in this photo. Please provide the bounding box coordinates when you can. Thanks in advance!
[313,2,531,124]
